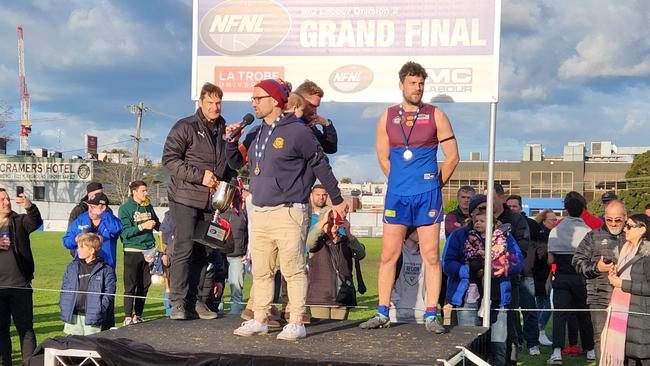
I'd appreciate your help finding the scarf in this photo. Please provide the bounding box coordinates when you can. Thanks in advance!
[600,241,639,366]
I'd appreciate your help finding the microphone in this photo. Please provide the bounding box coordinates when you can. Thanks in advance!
[226,113,255,142]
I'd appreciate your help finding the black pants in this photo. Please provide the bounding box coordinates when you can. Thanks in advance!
[123,251,152,317]
[168,201,210,308]
[552,275,594,350]
[198,248,227,312]
[505,279,520,365]
[0,287,35,366]
[590,305,608,363]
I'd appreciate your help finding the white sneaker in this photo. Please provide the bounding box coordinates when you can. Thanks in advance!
[276,323,306,340]
[586,349,596,360]
[547,352,562,365]
[233,319,268,337]
[539,331,553,346]
[529,346,541,356]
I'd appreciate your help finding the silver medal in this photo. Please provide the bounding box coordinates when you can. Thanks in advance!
[403,149,413,161]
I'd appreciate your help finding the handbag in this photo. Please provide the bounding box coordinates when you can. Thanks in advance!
[335,276,357,306]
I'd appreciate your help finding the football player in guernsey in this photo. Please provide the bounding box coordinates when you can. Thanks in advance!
[360,61,459,333]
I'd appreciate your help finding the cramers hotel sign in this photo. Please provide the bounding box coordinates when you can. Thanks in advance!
[0,162,92,182]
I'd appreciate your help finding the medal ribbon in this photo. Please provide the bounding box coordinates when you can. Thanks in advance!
[398,104,421,150]
[254,114,283,172]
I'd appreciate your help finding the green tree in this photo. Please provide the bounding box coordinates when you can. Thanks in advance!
[587,198,604,216]
[340,177,352,184]
[619,150,650,212]
[444,199,458,214]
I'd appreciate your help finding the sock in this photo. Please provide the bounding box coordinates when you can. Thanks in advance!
[424,306,437,318]
[552,348,561,357]
[377,305,389,317]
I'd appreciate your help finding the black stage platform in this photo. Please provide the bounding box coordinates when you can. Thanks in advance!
[31,315,489,365]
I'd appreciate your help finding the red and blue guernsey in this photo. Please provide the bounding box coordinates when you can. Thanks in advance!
[384,103,443,226]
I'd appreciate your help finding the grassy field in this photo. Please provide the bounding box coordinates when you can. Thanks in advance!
[8,232,594,365]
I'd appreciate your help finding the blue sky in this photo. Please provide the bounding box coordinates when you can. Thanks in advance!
[1,0,649,182]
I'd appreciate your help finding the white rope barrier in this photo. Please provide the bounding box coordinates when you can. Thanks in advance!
[3,285,650,317]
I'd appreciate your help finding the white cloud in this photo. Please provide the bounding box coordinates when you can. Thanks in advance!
[0,2,184,70]
[559,33,650,78]
[15,111,134,155]
[501,0,542,32]
[520,86,547,101]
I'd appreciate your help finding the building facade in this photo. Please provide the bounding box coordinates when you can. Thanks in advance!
[0,155,94,203]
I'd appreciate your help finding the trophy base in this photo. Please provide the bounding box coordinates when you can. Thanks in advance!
[192,220,234,253]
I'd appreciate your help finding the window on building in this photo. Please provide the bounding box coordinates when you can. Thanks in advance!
[530,171,574,198]
[33,186,45,201]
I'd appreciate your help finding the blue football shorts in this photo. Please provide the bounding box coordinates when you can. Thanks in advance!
[383,189,444,226]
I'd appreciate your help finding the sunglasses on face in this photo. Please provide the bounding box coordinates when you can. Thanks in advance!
[624,222,645,230]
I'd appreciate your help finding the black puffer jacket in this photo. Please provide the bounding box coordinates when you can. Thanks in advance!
[620,241,650,360]
[532,224,552,295]
[5,205,43,283]
[220,207,247,257]
[162,110,237,210]
[497,205,531,276]
[572,225,625,306]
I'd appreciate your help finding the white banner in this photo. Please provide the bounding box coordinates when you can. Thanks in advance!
[192,0,501,103]
[0,161,93,182]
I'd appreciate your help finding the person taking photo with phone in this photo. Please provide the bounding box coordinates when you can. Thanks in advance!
[0,187,43,366]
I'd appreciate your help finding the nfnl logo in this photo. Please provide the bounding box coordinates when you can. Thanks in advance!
[199,0,291,56]
[328,65,374,93]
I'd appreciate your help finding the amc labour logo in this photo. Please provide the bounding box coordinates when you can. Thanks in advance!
[199,0,291,56]
[328,65,374,93]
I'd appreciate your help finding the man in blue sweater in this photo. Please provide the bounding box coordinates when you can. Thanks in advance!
[226,78,347,341]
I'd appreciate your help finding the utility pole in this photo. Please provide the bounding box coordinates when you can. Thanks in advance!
[127,102,149,181]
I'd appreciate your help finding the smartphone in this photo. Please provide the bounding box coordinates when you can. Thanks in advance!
[16,186,24,197]
[334,212,344,226]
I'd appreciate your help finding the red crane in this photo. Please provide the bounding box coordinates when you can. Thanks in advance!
[17,26,31,152]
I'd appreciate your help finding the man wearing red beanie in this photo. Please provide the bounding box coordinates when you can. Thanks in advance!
[226,78,348,341]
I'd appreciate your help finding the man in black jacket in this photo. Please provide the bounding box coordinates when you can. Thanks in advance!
[295,80,338,154]
[572,199,626,363]
[0,188,43,366]
[162,82,238,320]
[506,194,542,355]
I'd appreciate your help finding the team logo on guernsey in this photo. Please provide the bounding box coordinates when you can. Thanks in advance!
[272,137,284,149]
[199,0,291,56]
[428,209,439,218]
[403,262,421,286]
[392,117,401,124]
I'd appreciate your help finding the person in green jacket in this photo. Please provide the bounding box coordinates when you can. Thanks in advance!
[119,180,160,325]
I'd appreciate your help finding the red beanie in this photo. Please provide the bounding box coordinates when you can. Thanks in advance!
[255,78,290,109]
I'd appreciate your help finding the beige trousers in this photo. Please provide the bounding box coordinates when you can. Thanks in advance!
[249,206,308,323]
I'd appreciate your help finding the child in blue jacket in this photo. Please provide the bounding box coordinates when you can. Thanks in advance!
[60,233,116,335]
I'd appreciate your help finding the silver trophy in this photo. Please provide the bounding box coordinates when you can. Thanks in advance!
[193,181,239,251]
